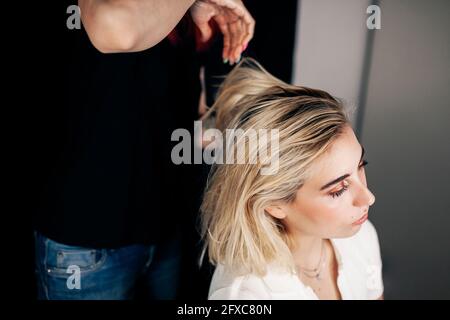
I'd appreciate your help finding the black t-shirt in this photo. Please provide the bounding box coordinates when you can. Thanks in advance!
[32,2,201,248]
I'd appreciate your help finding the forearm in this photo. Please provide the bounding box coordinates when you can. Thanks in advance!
[79,0,196,53]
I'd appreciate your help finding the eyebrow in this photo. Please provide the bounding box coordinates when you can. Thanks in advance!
[319,145,365,191]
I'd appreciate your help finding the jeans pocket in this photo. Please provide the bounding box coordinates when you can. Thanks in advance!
[44,237,107,277]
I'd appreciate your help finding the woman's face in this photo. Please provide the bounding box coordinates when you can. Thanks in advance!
[275,125,376,239]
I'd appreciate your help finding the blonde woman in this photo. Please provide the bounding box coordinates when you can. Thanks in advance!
[200,58,384,300]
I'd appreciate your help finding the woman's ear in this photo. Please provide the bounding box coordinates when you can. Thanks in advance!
[265,205,288,219]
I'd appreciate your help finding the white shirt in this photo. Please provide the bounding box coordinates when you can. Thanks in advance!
[208,220,384,300]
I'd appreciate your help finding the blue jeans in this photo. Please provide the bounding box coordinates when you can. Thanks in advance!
[34,231,182,300]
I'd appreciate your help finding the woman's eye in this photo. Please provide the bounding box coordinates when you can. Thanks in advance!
[328,161,368,199]
[359,160,368,169]
[330,184,349,198]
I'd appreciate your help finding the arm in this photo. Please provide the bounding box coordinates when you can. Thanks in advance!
[78,0,195,53]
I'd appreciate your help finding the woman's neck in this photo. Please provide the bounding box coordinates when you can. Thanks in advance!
[289,230,326,270]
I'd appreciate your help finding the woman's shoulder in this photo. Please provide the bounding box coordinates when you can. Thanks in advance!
[208,264,271,300]
[208,264,312,300]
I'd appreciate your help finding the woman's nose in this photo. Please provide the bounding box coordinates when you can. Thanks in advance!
[366,188,376,207]
[354,184,376,208]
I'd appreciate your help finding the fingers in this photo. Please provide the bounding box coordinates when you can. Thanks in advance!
[197,21,214,43]
[214,14,231,62]
[241,12,255,48]
[219,13,252,65]
[237,19,247,56]
[208,0,255,65]
[227,13,243,64]
[190,1,219,43]
[208,0,248,17]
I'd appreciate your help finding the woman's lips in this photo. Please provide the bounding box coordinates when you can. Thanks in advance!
[352,213,368,226]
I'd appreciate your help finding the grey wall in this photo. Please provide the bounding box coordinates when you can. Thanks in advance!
[293,0,371,124]
[361,0,450,299]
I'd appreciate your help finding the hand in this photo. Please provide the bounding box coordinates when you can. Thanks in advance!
[190,0,255,65]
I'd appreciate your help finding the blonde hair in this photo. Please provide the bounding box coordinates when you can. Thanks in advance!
[200,58,349,277]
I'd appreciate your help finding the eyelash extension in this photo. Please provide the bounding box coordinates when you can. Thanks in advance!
[330,160,369,198]
[330,185,348,198]
[360,160,368,167]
